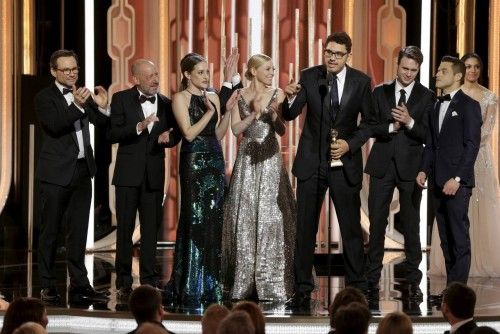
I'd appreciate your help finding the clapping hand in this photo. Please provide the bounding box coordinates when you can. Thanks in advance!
[202,90,216,113]
[226,90,240,112]
[158,128,173,144]
[138,113,159,132]
[72,85,92,108]
[92,86,108,109]
[223,47,240,82]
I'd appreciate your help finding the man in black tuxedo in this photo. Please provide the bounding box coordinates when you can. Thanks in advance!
[365,46,434,301]
[417,56,482,284]
[283,32,377,308]
[441,282,477,334]
[35,49,110,303]
[110,59,180,299]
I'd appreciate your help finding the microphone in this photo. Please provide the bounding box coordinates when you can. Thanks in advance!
[318,79,328,99]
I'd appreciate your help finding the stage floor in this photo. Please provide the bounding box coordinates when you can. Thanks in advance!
[1,247,500,333]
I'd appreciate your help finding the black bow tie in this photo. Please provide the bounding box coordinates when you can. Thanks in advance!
[139,95,156,104]
[62,88,73,95]
[437,94,451,102]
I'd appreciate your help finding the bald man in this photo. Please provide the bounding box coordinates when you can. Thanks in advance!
[110,59,181,299]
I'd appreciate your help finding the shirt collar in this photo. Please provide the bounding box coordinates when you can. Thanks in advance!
[137,87,157,99]
[395,79,415,96]
[450,318,474,333]
[444,88,460,100]
[55,80,71,95]
[336,65,347,84]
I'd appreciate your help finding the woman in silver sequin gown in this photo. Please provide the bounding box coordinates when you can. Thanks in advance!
[222,54,296,301]
[429,53,500,277]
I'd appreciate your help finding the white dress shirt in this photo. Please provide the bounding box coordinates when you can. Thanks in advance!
[438,88,459,132]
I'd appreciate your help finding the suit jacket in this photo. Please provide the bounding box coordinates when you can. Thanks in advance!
[420,89,482,188]
[445,320,478,334]
[109,87,181,190]
[365,80,435,180]
[282,65,376,184]
[35,83,109,186]
[219,82,244,115]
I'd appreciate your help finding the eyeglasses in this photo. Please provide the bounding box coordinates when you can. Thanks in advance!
[55,67,80,75]
[323,49,348,59]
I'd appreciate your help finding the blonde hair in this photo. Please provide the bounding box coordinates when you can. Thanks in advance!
[245,54,272,81]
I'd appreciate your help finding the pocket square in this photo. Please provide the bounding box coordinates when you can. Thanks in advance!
[451,111,458,117]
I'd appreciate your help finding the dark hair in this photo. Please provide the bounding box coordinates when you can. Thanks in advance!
[443,282,476,319]
[398,46,423,66]
[180,52,206,90]
[0,298,46,334]
[50,49,78,69]
[202,304,230,334]
[441,55,466,85]
[232,301,265,334]
[472,326,500,334]
[129,285,162,324]
[461,52,484,83]
[217,310,255,334]
[325,32,352,53]
[333,302,371,334]
[329,287,368,328]
[376,312,413,334]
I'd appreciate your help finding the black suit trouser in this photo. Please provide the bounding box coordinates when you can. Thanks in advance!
[366,160,422,285]
[294,162,366,293]
[38,159,92,289]
[115,178,163,289]
[433,185,472,284]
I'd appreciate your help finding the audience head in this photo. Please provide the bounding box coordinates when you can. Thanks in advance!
[232,301,265,334]
[217,310,255,334]
[202,304,230,334]
[245,53,273,84]
[376,311,413,334]
[333,302,371,334]
[472,326,500,334]
[12,323,47,334]
[0,298,48,334]
[49,49,79,88]
[461,52,483,84]
[329,287,368,328]
[323,32,352,74]
[132,59,159,96]
[129,285,165,325]
[180,52,208,91]
[442,282,476,323]
[436,56,466,90]
[135,322,168,334]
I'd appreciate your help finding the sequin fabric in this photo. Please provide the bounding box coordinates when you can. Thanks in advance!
[165,94,224,308]
[222,89,296,301]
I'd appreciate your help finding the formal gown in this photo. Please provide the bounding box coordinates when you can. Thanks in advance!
[221,89,296,301]
[429,89,500,277]
[166,94,225,307]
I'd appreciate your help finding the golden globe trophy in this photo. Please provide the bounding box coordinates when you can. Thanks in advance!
[330,128,343,167]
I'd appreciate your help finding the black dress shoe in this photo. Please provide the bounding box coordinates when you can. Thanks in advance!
[40,287,61,303]
[69,285,109,303]
[409,285,423,302]
[285,292,311,309]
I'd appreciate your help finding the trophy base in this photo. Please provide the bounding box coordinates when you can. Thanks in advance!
[330,160,343,168]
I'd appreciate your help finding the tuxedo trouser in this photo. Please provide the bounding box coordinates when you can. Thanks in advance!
[115,179,163,289]
[433,185,472,284]
[294,161,366,293]
[366,160,423,286]
[38,159,92,289]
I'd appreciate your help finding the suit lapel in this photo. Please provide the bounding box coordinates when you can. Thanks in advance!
[406,83,423,117]
[51,84,79,147]
[339,66,353,114]
[383,81,396,120]
[439,90,461,135]
[132,88,146,122]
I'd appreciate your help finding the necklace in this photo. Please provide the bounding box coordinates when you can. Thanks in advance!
[186,88,202,96]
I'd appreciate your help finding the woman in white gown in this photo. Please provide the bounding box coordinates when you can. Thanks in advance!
[429,53,500,277]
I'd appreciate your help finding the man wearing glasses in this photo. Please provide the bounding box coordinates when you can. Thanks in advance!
[283,32,377,309]
[34,49,110,304]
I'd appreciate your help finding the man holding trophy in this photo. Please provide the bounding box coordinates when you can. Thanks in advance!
[282,32,377,309]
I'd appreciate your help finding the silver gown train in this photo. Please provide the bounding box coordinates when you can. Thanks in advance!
[221,89,296,301]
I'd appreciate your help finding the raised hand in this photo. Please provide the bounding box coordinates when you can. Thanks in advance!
[138,113,159,132]
[92,86,108,109]
[223,47,240,82]
[72,85,92,108]
[226,90,240,112]
[284,77,302,99]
